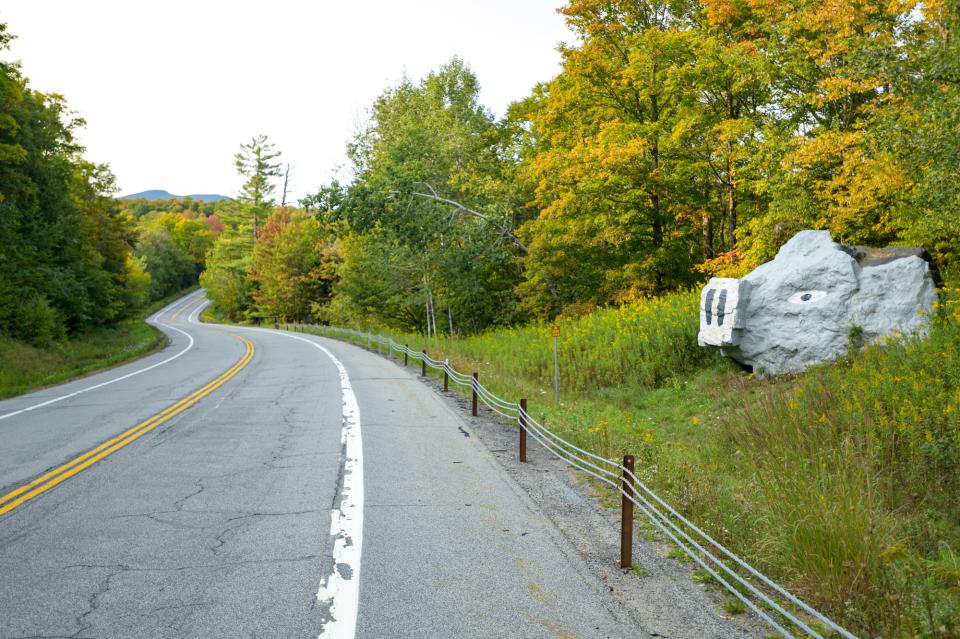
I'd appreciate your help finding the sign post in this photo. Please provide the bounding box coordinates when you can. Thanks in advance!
[551,325,560,403]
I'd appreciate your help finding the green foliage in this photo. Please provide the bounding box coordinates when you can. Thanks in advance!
[200,234,254,321]
[518,0,960,294]
[0,316,163,399]
[396,289,713,392]
[134,226,194,300]
[0,26,151,341]
[235,134,281,242]
[0,285,194,399]
[327,288,960,637]
[332,226,423,328]
[135,211,215,298]
[10,295,64,347]
[248,208,339,322]
[335,58,526,334]
[118,196,235,220]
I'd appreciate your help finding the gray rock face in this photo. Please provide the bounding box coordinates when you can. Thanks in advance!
[698,230,939,376]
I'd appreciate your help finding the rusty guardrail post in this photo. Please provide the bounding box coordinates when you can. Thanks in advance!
[421,351,427,376]
[472,373,479,417]
[443,361,449,392]
[519,398,528,463]
[404,345,409,367]
[620,454,635,569]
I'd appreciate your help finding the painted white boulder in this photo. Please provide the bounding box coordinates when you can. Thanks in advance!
[698,230,940,376]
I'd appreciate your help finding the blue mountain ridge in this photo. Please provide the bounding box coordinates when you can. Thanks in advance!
[120,190,231,202]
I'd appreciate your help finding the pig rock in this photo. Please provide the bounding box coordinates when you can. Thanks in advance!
[698,230,940,376]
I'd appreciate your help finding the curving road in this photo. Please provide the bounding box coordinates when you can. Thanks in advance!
[0,291,643,638]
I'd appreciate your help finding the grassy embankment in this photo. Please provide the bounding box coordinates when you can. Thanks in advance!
[0,286,198,399]
[306,288,960,638]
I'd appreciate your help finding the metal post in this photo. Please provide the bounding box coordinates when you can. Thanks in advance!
[471,373,479,417]
[443,361,449,392]
[553,333,560,403]
[404,345,409,367]
[421,351,427,376]
[620,454,635,569]
[519,399,528,463]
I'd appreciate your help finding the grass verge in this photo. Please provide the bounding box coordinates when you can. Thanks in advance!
[305,288,960,638]
[0,286,198,399]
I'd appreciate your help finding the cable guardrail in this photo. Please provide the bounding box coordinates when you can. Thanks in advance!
[285,322,857,639]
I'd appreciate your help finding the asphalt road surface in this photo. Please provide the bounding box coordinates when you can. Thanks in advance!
[0,291,644,638]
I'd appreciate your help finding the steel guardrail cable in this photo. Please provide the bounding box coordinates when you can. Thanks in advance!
[515,393,850,637]
[618,464,858,639]
[514,409,799,637]
[515,405,834,637]
[301,324,857,639]
[320,325,819,634]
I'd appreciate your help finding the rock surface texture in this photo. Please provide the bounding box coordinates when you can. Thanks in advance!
[698,230,939,376]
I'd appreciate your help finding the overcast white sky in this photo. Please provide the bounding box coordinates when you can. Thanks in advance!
[2,1,571,200]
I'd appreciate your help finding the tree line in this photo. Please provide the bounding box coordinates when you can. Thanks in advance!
[0,22,225,346]
[203,0,958,334]
[5,0,957,342]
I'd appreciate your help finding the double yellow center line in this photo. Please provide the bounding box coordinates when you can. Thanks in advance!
[169,295,199,322]
[0,334,255,517]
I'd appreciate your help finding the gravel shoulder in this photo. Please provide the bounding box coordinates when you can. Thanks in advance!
[396,356,767,639]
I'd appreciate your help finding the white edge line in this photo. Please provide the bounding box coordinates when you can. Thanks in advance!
[0,290,205,422]
[200,319,362,639]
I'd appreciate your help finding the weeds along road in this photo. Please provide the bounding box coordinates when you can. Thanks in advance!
[0,290,643,639]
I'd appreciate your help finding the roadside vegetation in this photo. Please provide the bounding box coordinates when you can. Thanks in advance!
[0,26,223,392]
[315,287,960,638]
[0,287,196,400]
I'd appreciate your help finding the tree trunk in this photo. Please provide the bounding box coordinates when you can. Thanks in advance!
[727,155,737,253]
[703,213,714,260]
[649,87,664,290]
[281,164,291,208]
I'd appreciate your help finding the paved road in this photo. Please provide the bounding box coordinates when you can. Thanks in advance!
[0,292,642,638]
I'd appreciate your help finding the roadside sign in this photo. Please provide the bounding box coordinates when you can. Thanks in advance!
[551,325,560,402]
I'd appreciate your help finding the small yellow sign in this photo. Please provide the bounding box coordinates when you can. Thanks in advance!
[551,325,560,337]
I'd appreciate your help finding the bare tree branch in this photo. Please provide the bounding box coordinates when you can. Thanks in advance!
[390,182,528,254]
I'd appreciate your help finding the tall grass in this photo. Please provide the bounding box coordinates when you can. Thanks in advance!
[726,294,960,636]
[0,286,196,399]
[312,287,960,637]
[0,321,162,399]
[395,289,719,393]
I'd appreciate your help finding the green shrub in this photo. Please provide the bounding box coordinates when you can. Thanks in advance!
[13,295,65,347]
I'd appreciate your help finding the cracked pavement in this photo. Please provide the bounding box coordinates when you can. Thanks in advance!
[0,295,650,638]
[0,298,340,638]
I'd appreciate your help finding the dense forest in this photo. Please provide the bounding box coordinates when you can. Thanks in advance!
[202,0,959,332]
[4,0,959,337]
[0,24,226,346]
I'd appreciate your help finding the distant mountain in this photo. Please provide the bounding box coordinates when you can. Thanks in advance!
[120,190,231,203]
